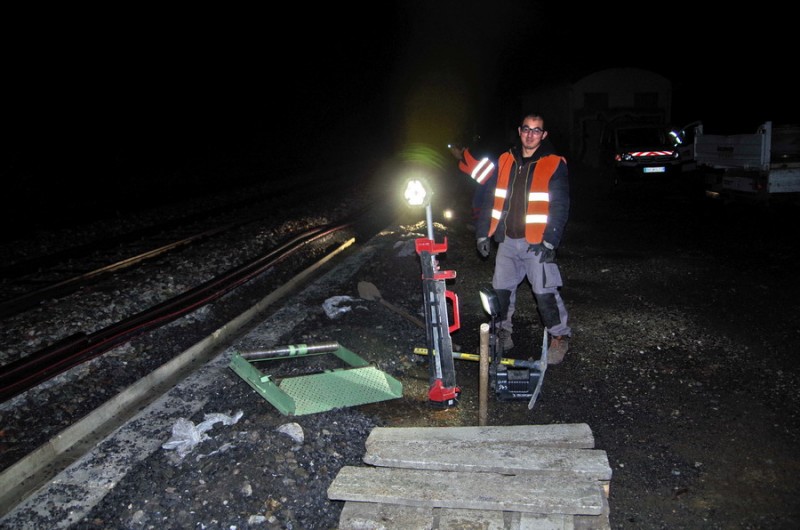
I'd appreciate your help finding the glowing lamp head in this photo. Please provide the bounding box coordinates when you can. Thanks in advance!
[403,177,433,207]
[479,286,500,318]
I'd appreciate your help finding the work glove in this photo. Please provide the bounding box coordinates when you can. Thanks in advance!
[528,241,557,263]
[476,237,490,258]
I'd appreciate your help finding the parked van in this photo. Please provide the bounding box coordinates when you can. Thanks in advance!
[599,122,681,185]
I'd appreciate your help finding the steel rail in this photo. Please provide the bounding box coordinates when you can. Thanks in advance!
[0,222,242,319]
[0,183,288,280]
[0,222,353,403]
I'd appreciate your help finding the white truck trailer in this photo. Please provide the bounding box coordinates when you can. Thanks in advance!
[694,121,800,203]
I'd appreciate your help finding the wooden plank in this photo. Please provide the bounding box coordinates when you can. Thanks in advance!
[339,502,436,529]
[328,466,605,515]
[338,502,587,530]
[365,423,595,449]
[363,440,612,481]
[575,493,611,530]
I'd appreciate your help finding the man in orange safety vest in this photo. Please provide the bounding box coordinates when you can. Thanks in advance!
[474,111,572,365]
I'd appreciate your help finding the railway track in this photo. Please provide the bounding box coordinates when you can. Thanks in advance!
[0,223,355,403]
[0,170,399,496]
[0,177,325,316]
[0,221,245,319]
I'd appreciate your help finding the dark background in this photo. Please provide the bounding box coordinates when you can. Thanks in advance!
[3,2,795,229]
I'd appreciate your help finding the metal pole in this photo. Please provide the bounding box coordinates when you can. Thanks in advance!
[239,342,340,360]
[425,203,434,240]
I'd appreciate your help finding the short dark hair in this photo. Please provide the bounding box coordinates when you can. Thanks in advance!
[521,111,545,126]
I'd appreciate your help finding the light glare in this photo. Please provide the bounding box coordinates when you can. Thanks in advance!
[403,178,431,207]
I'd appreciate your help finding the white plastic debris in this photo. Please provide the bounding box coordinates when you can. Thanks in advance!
[196,442,236,461]
[276,422,304,444]
[322,295,358,319]
[162,410,244,459]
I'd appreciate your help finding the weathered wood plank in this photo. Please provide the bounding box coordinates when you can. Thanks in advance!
[365,424,595,449]
[575,493,611,530]
[338,502,436,529]
[363,440,612,481]
[334,425,612,528]
[338,502,588,530]
[328,466,604,515]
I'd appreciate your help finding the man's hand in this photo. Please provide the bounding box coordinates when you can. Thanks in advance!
[528,241,556,263]
[476,237,490,258]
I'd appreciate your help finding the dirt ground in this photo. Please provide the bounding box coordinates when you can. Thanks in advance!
[351,167,800,529]
[21,164,797,530]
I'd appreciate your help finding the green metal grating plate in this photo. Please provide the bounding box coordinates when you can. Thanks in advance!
[229,345,403,416]
[280,367,402,415]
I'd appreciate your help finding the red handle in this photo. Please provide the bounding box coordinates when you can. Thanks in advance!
[446,290,460,333]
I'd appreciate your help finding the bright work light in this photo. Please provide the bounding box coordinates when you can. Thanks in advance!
[403,177,433,208]
[479,286,500,318]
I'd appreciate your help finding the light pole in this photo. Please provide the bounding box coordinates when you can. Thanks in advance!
[402,177,460,407]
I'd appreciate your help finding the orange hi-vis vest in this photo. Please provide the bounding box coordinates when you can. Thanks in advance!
[459,149,495,184]
[488,153,563,243]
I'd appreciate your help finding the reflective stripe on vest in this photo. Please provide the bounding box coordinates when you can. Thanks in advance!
[488,154,563,243]
[459,149,495,184]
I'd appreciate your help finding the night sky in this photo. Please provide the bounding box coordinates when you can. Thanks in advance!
[3,2,795,226]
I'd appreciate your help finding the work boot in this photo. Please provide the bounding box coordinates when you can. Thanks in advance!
[548,335,570,365]
[497,329,514,352]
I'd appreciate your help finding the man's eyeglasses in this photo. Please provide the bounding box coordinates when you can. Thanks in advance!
[520,126,544,136]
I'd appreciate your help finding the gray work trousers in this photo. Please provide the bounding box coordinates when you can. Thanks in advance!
[492,237,571,338]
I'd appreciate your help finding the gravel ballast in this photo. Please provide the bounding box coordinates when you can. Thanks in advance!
[2,170,799,529]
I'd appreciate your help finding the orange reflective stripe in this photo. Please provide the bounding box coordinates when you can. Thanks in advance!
[459,149,495,184]
[473,158,494,184]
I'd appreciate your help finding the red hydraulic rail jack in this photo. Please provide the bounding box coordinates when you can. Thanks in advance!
[415,236,460,407]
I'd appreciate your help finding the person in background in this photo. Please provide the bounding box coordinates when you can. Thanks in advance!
[448,133,499,228]
[474,111,572,365]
